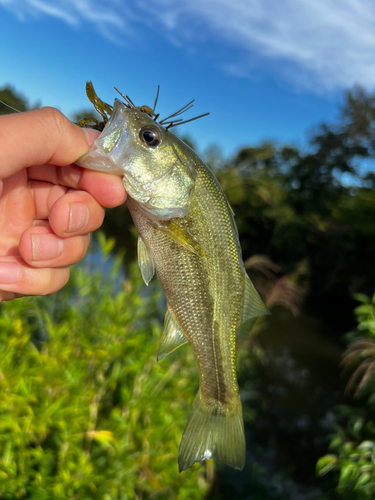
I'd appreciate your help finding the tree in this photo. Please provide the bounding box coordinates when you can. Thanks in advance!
[212,88,375,325]
[0,85,38,115]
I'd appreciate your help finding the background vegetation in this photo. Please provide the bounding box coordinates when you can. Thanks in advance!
[1,85,375,498]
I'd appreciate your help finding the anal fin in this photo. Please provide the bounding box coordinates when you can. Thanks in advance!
[242,274,270,323]
[157,308,188,361]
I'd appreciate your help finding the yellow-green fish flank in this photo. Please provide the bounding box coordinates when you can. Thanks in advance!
[77,82,269,472]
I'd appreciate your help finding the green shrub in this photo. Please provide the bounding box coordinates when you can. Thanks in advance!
[317,295,375,499]
[0,236,207,499]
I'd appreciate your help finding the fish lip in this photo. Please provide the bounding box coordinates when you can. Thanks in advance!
[76,100,132,175]
[76,150,124,175]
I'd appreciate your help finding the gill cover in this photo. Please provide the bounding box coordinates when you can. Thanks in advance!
[77,99,196,219]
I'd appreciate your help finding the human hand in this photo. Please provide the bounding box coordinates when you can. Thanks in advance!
[0,107,126,302]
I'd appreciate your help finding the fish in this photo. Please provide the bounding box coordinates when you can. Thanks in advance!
[76,82,269,472]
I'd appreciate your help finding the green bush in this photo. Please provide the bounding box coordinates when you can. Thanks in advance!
[317,295,375,499]
[0,236,207,499]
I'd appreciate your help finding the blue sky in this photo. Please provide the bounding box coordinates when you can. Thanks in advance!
[1,0,375,158]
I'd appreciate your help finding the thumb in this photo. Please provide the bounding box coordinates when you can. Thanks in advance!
[0,107,98,180]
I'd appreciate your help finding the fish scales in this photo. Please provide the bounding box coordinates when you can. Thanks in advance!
[77,82,269,472]
[127,160,244,407]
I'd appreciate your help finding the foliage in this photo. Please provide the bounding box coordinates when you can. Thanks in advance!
[342,295,375,398]
[0,236,209,499]
[201,87,375,317]
[214,133,375,312]
[317,295,375,499]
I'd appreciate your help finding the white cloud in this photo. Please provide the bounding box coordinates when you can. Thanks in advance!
[0,0,127,34]
[2,0,375,92]
[141,0,375,91]
[27,0,78,25]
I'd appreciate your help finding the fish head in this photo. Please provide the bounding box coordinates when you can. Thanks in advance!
[77,99,197,219]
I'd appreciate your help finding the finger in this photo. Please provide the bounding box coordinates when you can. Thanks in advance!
[48,190,105,237]
[79,170,126,208]
[0,107,99,179]
[28,164,126,208]
[30,181,105,233]
[29,181,68,220]
[30,181,114,236]
[28,163,87,188]
[19,226,90,267]
[0,256,70,300]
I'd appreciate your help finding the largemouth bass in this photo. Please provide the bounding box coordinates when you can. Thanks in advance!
[76,82,269,472]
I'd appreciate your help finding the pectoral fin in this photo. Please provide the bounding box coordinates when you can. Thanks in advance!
[137,236,155,286]
[157,308,188,361]
[242,274,270,323]
[157,222,209,259]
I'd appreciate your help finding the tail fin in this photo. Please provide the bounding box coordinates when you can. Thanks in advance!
[178,392,245,472]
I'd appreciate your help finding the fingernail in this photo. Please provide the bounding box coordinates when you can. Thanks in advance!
[31,234,64,261]
[0,262,19,284]
[68,203,90,233]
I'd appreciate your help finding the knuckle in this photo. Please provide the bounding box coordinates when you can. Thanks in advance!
[33,108,71,164]
[39,107,67,134]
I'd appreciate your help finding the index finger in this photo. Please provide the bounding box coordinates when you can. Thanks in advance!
[28,164,127,208]
[0,107,98,179]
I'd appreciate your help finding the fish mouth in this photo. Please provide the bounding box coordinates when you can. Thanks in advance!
[76,99,132,176]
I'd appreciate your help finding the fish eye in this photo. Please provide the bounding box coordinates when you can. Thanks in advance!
[140,126,161,147]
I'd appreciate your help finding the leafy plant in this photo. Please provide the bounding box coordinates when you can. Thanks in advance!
[0,236,208,499]
[342,295,375,397]
[317,295,375,499]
